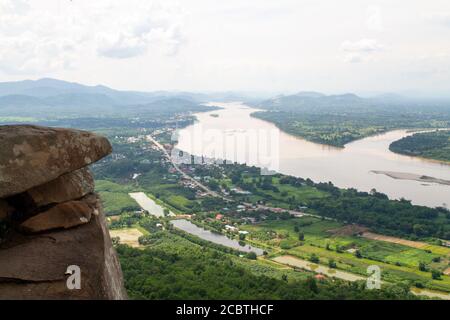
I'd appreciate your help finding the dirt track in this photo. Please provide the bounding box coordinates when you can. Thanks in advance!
[362,232,427,249]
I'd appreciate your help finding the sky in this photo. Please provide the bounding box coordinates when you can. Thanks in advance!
[0,0,450,97]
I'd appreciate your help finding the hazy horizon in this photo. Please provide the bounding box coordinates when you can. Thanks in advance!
[1,0,450,98]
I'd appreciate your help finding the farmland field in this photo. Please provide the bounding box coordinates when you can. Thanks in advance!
[110,228,145,248]
[241,217,450,293]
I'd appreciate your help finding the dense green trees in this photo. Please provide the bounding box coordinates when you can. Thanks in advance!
[223,165,450,240]
[308,185,450,239]
[390,130,450,162]
[117,234,416,300]
[278,175,450,240]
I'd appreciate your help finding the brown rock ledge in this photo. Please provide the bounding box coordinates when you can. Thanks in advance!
[19,195,95,234]
[0,125,111,198]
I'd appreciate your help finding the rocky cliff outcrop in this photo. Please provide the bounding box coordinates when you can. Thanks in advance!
[0,125,127,300]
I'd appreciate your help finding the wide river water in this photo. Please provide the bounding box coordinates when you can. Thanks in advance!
[176,102,450,208]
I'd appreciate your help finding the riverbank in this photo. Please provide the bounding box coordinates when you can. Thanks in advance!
[371,171,450,186]
[389,129,450,165]
[129,192,175,217]
[171,219,264,255]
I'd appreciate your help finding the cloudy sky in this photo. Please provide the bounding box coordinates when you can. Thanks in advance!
[1,0,450,96]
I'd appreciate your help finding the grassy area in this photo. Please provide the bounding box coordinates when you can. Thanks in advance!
[96,180,141,215]
[138,169,199,212]
[109,228,145,248]
[241,217,450,292]
[145,192,182,215]
[116,227,416,299]
[222,175,328,210]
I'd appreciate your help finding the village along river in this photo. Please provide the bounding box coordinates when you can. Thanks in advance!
[175,102,450,208]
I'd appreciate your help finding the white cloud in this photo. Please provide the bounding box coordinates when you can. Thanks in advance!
[366,6,383,32]
[95,1,186,59]
[424,12,450,27]
[341,39,384,63]
[0,0,29,15]
[0,0,186,74]
[97,35,149,59]
[0,0,450,96]
[341,39,384,52]
[0,0,79,74]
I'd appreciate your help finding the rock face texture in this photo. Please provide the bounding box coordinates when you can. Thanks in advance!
[0,125,127,300]
[0,125,112,198]
[26,167,95,207]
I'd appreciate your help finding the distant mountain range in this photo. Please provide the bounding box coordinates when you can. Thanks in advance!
[1,78,449,117]
[0,78,211,108]
[258,91,371,113]
[0,78,266,108]
[0,78,230,119]
[258,91,450,113]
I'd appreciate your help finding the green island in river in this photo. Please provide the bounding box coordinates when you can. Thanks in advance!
[389,130,450,163]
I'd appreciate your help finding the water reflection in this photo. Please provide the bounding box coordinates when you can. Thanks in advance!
[171,219,264,255]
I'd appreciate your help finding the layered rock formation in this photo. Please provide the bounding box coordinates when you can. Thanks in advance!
[0,125,127,300]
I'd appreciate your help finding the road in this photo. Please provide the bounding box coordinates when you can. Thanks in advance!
[147,135,228,200]
[148,135,333,216]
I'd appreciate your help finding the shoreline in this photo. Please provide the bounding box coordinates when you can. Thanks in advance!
[388,149,450,166]
[371,170,450,186]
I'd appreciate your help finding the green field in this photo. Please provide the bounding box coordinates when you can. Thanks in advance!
[116,223,416,300]
[219,175,328,209]
[96,180,141,215]
[241,217,450,293]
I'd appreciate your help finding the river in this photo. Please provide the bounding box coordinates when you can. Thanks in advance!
[175,102,450,208]
[171,219,264,255]
[129,192,174,217]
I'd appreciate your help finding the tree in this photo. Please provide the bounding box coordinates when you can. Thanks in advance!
[208,179,220,191]
[246,252,257,260]
[355,250,362,259]
[328,259,337,268]
[306,277,318,294]
[298,232,305,241]
[239,233,246,241]
[418,262,427,272]
[309,253,319,263]
[431,270,442,280]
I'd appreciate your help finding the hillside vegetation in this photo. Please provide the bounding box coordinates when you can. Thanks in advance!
[117,230,416,300]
